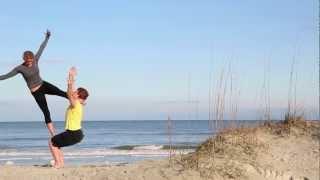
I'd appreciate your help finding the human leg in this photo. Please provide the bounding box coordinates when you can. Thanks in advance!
[32,91,56,136]
[42,81,67,99]
[48,139,61,168]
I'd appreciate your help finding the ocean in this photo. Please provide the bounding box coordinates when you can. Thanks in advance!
[0,120,264,166]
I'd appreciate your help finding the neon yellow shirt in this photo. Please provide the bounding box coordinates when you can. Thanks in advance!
[65,101,83,130]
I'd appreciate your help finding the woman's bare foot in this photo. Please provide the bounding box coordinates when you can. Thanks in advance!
[53,162,62,169]
[51,159,63,169]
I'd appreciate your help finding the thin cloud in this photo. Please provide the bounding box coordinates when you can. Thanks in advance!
[41,59,66,64]
[155,100,201,105]
[0,100,14,106]
[0,61,19,68]
[0,58,66,67]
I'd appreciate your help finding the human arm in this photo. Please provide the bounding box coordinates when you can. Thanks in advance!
[0,67,19,80]
[67,67,78,107]
[35,30,51,61]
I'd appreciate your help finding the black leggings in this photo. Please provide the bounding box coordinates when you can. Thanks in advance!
[31,81,67,124]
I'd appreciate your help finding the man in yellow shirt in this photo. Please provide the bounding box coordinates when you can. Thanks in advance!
[48,67,89,168]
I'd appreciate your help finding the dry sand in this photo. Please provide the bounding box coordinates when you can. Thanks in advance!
[0,120,319,180]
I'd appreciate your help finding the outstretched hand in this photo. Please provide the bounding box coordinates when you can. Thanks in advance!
[45,29,51,39]
[68,67,77,84]
[69,67,77,77]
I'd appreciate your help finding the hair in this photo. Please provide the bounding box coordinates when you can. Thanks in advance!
[23,51,34,60]
[77,87,89,101]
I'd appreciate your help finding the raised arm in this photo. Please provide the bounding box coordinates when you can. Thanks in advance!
[0,67,19,80]
[34,30,51,62]
[67,67,78,107]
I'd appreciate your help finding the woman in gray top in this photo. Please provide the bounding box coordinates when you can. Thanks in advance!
[0,30,67,136]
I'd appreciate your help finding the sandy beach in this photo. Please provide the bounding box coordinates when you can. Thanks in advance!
[1,120,319,180]
[0,0,317,179]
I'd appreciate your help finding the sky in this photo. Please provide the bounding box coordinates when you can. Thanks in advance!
[0,0,318,121]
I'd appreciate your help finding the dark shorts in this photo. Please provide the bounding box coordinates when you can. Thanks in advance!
[51,129,84,148]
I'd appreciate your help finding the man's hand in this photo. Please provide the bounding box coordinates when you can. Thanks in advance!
[45,29,51,39]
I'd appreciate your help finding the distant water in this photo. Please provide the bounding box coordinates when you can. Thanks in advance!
[0,120,265,165]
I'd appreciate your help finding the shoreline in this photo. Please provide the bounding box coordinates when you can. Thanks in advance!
[0,147,194,166]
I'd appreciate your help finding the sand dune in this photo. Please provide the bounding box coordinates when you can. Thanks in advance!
[0,120,319,180]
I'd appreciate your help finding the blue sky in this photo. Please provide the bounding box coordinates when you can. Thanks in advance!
[0,0,318,121]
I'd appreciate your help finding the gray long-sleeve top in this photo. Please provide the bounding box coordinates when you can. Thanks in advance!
[0,37,49,89]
